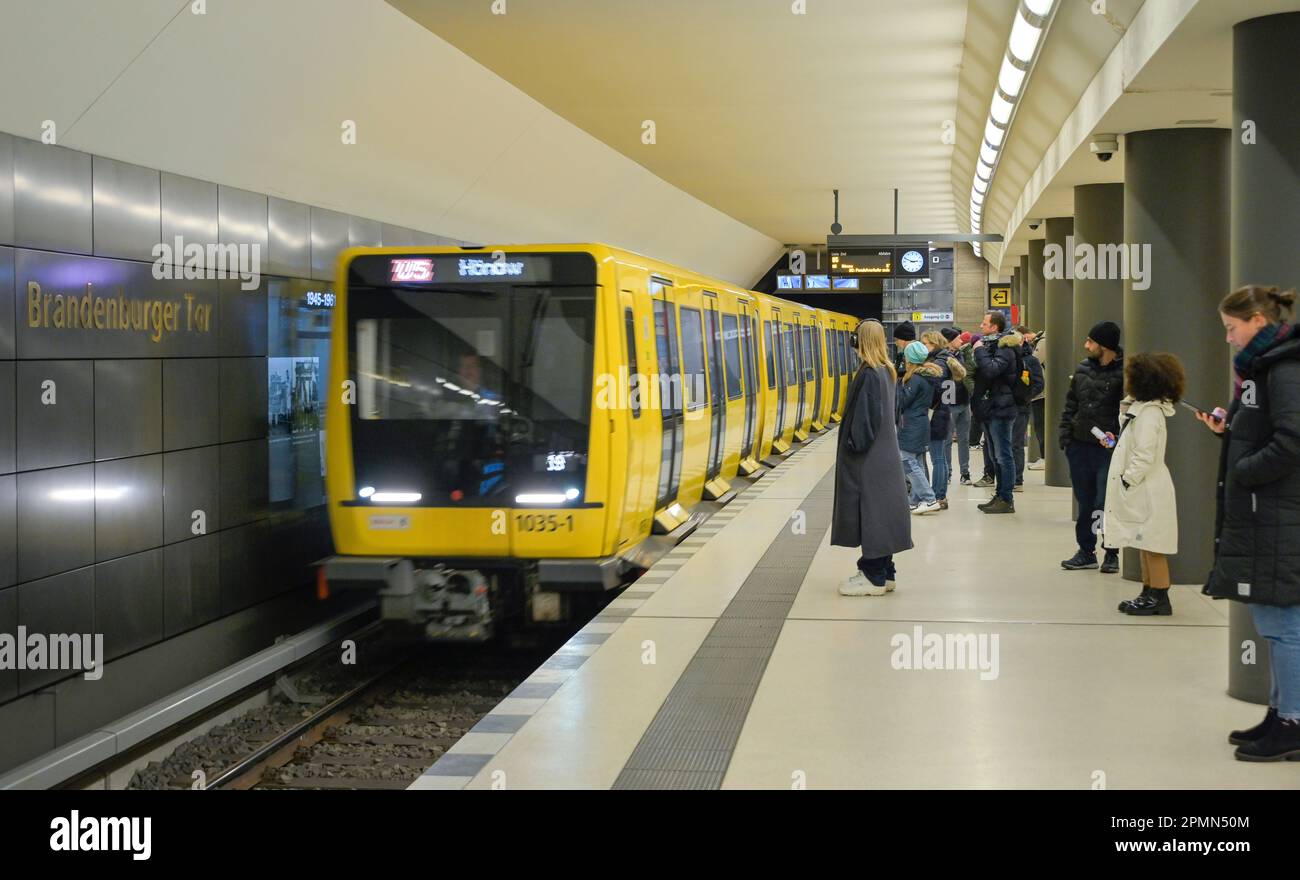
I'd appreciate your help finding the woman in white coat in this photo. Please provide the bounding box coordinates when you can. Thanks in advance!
[1103,353,1186,616]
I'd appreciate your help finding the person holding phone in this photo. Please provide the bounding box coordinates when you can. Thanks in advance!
[1199,285,1300,762]
[1102,354,1185,615]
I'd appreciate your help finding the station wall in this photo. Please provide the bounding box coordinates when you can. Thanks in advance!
[0,130,464,772]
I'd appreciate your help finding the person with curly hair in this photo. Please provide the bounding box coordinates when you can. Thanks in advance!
[1102,353,1186,616]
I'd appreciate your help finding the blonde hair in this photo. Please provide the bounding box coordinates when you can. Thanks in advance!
[921,330,946,351]
[854,319,895,381]
[1220,285,1297,324]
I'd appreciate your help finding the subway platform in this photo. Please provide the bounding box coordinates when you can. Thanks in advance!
[410,429,1300,790]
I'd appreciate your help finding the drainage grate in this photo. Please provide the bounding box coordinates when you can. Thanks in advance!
[613,470,835,789]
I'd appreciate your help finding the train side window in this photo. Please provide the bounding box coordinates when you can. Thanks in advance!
[679,306,707,410]
[764,320,776,389]
[747,315,760,396]
[722,313,743,400]
[624,307,640,418]
[825,329,836,377]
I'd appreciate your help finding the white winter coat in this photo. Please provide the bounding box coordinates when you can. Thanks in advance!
[1102,398,1178,554]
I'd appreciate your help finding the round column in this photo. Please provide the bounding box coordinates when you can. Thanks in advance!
[1124,129,1229,587]
[1072,183,1124,365]
[1042,218,1073,488]
[1020,253,1033,328]
[1225,12,1300,703]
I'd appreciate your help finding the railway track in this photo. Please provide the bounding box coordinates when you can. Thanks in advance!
[127,633,568,790]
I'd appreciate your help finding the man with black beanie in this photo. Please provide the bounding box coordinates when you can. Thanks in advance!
[1059,320,1125,572]
[893,321,916,376]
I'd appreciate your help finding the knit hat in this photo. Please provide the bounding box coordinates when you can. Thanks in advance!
[940,327,960,342]
[970,333,981,343]
[960,331,972,344]
[1088,320,1121,352]
[893,321,916,342]
[904,340,929,364]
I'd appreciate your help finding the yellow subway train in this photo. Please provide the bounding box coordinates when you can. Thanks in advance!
[321,244,859,636]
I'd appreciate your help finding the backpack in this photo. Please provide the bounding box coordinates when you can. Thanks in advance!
[1010,347,1034,407]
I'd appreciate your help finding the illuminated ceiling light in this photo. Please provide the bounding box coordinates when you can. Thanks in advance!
[1024,0,1055,16]
[1008,14,1043,63]
[984,119,1006,148]
[971,190,986,206]
[359,486,375,498]
[973,176,989,195]
[990,92,1014,126]
[975,160,993,182]
[979,141,998,166]
[998,55,1027,98]
[564,488,579,500]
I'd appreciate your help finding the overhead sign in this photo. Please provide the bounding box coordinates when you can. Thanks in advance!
[829,246,930,279]
[911,311,954,323]
[989,285,1011,307]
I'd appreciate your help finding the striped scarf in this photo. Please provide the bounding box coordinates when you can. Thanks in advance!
[1233,322,1294,398]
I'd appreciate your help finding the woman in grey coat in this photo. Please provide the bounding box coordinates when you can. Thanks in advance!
[831,319,914,596]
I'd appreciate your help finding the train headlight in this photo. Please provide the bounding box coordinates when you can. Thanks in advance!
[369,491,422,504]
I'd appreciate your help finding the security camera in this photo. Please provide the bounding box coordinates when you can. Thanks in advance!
[1090,135,1119,162]
[1028,219,1042,231]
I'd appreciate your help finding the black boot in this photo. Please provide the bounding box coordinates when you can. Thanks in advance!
[1234,717,1300,762]
[1122,587,1172,616]
[1100,549,1120,574]
[1061,549,1098,570]
[1118,585,1152,612]
[1229,707,1279,746]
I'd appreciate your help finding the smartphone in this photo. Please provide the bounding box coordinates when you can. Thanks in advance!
[1179,400,1224,422]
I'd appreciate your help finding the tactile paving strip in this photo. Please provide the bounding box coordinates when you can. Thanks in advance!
[411,428,836,790]
[612,469,835,790]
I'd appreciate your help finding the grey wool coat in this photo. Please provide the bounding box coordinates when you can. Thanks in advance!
[831,364,914,559]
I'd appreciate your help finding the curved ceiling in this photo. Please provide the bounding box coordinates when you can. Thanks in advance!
[390,0,972,247]
[0,0,782,285]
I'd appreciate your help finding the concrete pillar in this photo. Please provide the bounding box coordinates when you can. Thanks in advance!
[1020,253,1033,328]
[1072,183,1124,365]
[1225,12,1300,703]
[1123,128,1229,591]
[1010,267,1019,323]
[1042,218,1073,488]
[1019,252,1029,327]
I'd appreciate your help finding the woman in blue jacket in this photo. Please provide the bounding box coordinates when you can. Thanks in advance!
[898,340,943,515]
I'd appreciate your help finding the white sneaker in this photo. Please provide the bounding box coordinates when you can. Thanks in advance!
[911,500,942,515]
[1027,460,1044,470]
[885,578,896,593]
[840,573,886,597]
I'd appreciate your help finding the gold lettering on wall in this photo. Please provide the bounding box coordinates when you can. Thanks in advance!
[26,281,211,343]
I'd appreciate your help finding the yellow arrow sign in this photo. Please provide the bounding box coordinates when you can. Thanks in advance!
[990,286,1010,307]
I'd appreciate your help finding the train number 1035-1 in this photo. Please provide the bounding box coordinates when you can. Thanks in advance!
[515,513,575,533]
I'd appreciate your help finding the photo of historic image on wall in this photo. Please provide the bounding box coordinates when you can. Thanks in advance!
[269,356,324,508]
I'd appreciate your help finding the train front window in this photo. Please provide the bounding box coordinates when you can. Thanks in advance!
[345,252,596,506]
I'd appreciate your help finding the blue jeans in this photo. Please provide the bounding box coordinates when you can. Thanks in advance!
[900,450,936,505]
[985,416,1015,502]
[1065,441,1112,553]
[928,438,950,500]
[1252,604,1300,721]
[857,554,895,582]
[950,403,971,477]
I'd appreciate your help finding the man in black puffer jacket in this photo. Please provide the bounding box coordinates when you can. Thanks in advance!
[1059,321,1125,572]
[972,311,1022,513]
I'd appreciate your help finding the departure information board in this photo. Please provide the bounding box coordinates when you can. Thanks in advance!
[829,248,893,275]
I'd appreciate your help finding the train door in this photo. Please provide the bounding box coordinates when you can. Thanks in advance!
[738,306,760,472]
[770,312,788,450]
[651,279,686,531]
[616,271,653,545]
[703,295,726,485]
[810,319,825,431]
[792,319,808,441]
[826,326,840,423]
